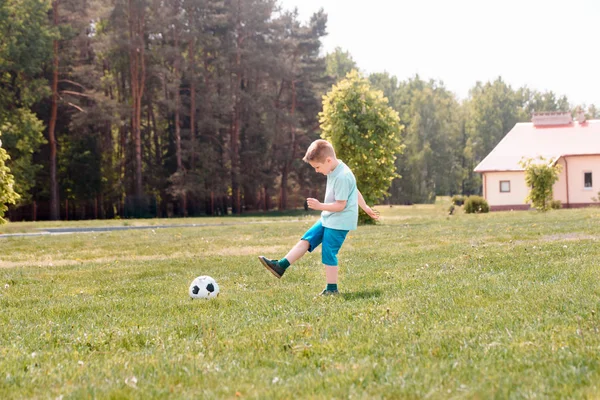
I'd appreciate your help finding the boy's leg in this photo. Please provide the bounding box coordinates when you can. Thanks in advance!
[325,264,339,290]
[259,221,324,279]
[319,227,348,295]
[283,240,310,264]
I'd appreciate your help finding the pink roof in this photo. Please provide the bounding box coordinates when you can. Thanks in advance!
[474,119,600,172]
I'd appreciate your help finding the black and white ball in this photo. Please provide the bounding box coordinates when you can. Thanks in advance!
[189,275,219,299]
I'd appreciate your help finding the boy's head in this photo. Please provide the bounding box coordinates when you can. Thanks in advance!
[303,139,339,175]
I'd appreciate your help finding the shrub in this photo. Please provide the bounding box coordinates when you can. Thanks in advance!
[464,195,489,214]
[519,156,562,212]
[320,70,404,224]
[451,195,465,206]
[550,200,562,210]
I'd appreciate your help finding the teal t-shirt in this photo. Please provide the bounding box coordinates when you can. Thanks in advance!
[321,161,358,231]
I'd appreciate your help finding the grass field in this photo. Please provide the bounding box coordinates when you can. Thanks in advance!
[1,202,600,399]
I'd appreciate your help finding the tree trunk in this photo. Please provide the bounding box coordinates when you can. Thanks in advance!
[280,79,297,210]
[230,1,245,214]
[264,185,271,211]
[48,0,60,220]
[119,122,127,217]
[128,0,145,201]
[173,20,187,216]
[188,18,197,171]
[149,102,160,167]
[280,165,288,210]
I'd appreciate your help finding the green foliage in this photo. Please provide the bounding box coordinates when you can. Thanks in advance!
[371,75,463,204]
[0,137,20,223]
[0,0,53,81]
[464,195,489,213]
[0,109,47,204]
[0,0,588,220]
[325,47,357,81]
[0,0,52,208]
[319,70,404,223]
[451,195,465,206]
[521,89,570,115]
[0,0,53,114]
[58,134,102,202]
[519,156,562,212]
[464,78,528,195]
[550,199,562,210]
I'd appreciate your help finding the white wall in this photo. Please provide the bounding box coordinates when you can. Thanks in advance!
[483,155,600,207]
[484,171,528,206]
[564,155,600,204]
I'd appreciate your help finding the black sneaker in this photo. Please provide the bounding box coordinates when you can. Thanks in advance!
[258,256,285,279]
[319,289,339,296]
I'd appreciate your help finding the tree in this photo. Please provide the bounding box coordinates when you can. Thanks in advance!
[47,0,60,220]
[584,104,599,119]
[519,156,562,212]
[464,78,527,195]
[371,75,462,204]
[0,137,20,224]
[0,0,52,218]
[325,47,356,81]
[269,8,328,210]
[127,0,147,204]
[521,89,570,115]
[320,70,403,223]
[46,0,91,219]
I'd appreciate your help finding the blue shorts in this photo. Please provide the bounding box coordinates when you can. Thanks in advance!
[301,220,349,266]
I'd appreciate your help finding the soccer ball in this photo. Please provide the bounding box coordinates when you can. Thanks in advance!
[189,275,219,299]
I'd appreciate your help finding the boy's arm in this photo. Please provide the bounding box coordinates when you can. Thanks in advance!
[357,190,379,220]
[306,198,346,212]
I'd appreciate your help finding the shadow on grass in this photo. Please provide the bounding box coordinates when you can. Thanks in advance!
[341,289,383,301]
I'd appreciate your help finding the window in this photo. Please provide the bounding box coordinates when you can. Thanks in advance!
[500,180,510,193]
[584,172,593,189]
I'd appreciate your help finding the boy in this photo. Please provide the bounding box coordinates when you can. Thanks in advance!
[258,139,379,296]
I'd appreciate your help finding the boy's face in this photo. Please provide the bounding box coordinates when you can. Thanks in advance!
[309,157,334,175]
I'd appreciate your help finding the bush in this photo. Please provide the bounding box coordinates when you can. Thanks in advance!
[464,195,490,214]
[451,195,465,206]
[320,70,403,225]
[550,200,562,209]
[520,156,562,212]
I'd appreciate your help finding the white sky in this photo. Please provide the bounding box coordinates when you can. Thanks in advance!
[278,0,600,106]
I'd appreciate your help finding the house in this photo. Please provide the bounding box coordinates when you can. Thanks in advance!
[474,111,600,211]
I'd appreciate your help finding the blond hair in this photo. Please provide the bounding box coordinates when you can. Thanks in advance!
[302,139,336,163]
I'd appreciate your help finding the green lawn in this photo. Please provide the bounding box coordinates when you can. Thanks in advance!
[1,203,600,399]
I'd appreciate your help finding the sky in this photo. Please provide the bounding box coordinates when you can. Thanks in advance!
[278,0,600,107]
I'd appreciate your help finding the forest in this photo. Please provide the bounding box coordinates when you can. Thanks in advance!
[1,0,598,220]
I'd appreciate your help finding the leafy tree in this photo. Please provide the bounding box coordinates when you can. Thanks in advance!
[368,73,401,109]
[320,70,404,223]
[521,89,570,114]
[584,104,599,119]
[372,75,462,204]
[519,156,562,212]
[464,78,528,194]
[325,47,357,81]
[0,136,20,224]
[269,8,328,210]
[0,0,52,209]
[46,0,91,219]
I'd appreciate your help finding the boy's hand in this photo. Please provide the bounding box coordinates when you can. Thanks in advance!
[364,206,379,220]
[306,198,322,211]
